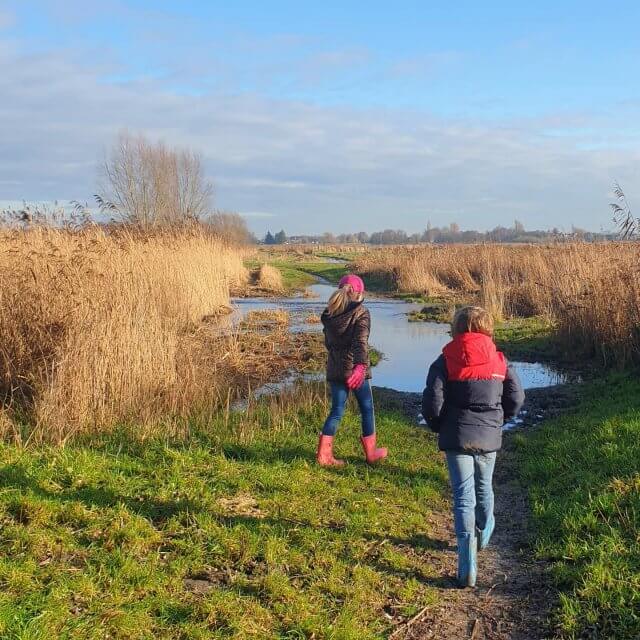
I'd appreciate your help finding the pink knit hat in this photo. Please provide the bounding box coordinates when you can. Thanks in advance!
[338,274,365,293]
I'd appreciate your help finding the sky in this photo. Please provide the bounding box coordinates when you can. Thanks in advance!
[1,0,639,235]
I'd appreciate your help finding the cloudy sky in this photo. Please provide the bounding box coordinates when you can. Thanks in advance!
[1,0,639,235]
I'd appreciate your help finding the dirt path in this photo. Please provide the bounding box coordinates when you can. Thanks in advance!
[375,386,580,640]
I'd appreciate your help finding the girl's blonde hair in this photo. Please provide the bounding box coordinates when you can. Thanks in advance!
[452,305,494,337]
[326,284,364,317]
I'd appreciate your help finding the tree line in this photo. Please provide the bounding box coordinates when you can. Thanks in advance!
[274,220,615,245]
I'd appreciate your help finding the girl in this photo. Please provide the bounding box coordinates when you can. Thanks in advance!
[422,306,524,587]
[316,274,387,466]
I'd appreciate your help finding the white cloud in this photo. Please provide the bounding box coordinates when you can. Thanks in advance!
[218,177,309,190]
[0,40,638,234]
[240,211,277,219]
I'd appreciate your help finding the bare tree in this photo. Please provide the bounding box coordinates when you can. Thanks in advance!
[100,131,213,227]
[206,211,256,244]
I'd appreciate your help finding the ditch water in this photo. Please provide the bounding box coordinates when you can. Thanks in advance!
[233,282,571,394]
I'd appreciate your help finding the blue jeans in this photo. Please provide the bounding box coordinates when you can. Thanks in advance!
[445,451,497,539]
[322,380,375,437]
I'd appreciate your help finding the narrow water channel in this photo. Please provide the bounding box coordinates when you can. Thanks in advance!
[233,282,570,393]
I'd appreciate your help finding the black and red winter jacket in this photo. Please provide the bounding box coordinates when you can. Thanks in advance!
[422,332,525,453]
[321,302,371,383]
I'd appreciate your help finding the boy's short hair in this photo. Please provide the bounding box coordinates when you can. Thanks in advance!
[452,306,494,337]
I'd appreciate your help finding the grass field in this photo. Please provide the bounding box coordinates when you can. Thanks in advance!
[3,372,639,639]
[514,373,640,639]
[0,388,448,640]
[493,317,560,363]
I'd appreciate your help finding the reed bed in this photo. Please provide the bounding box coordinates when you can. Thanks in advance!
[0,226,259,442]
[254,263,285,293]
[352,243,640,365]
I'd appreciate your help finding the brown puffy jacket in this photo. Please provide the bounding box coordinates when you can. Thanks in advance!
[321,302,371,383]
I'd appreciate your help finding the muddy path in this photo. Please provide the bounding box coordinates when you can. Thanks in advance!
[376,385,581,640]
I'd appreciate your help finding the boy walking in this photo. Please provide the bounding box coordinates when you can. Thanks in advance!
[422,306,525,587]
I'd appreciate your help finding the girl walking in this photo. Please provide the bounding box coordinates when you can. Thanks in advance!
[422,306,524,587]
[316,275,387,466]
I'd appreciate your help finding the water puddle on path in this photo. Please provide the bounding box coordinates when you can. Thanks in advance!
[318,257,348,264]
[233,282,571,394]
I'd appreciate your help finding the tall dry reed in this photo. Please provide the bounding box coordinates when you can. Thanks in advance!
[352,243,640,365]
[254,263,284,293]
[0,226,249,442]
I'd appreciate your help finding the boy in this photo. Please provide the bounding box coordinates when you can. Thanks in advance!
[422,306,525,587]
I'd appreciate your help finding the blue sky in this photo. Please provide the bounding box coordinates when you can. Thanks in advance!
[1,1,639,234]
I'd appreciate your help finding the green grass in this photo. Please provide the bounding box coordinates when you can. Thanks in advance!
[246,260,349,291]
[353,271,395,294]
[494,317,559,363]
[0,396,448,639]
[288,262,348,285]
[514,372,640,639]
[369,348,383,368]
[272,263,318,290]
[407,300,459,324]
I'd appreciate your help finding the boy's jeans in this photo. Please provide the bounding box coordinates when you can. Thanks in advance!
[445,451,497,538]
[322,380,375,437]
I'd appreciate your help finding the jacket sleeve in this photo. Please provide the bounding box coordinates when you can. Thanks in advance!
[352,308,370,365]
[422,355,447,432]
[502,363,525,420]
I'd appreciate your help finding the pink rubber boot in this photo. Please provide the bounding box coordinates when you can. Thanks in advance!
[361,434,388,464]
[316,435,345,467]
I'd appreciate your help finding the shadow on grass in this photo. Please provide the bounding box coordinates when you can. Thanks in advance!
[370,558,457,589]
[222,444,449,491]
[1,459,460,592]
[222,443,311,463]
[374,532,453,552]
[207,513,458,590]
[0,462,199,525]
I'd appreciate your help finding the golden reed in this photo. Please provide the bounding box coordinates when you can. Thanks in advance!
[0,226,248,442]
[352,243,640,365]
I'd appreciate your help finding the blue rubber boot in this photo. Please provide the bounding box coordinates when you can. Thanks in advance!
[478,514,495,551]
[456,533,477,588]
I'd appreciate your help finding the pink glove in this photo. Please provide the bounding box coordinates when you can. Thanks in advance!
[346,364,367,390]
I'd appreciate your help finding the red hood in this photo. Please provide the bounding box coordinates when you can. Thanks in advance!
[443,332,507,381]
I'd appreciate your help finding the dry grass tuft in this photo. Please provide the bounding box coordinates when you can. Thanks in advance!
[230,380,328,445]
[243,309,290,329]
[253,263,285,293]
